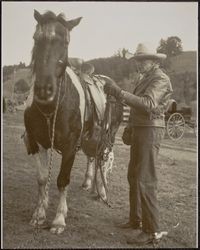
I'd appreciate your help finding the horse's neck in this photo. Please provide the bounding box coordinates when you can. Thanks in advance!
[33,100,57,115]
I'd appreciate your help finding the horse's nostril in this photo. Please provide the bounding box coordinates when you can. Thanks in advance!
[34,79,56,103]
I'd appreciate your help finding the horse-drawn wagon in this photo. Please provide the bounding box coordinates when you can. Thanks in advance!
[123,99,197,141]
[165,99,197,141]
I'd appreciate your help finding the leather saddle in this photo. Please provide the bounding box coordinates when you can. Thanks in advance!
[69,58,107,157]
[69,58,106,122]
[81,73,107,157]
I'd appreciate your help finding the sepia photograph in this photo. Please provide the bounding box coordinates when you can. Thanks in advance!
[2,1,198,248]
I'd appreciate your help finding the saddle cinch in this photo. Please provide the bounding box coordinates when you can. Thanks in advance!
[69,58,107,157]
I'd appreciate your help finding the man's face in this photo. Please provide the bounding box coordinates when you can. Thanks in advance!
[135,59,155,74]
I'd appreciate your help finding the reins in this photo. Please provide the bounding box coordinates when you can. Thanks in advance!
[94,94,114,208]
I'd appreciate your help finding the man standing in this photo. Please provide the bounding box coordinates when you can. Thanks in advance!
[104,43,173,245]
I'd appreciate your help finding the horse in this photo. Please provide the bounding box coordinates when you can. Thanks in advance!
[23,10,123,234]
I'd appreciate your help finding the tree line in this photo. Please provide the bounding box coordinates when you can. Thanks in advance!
[3,62,30,82]
[3,36,197,105]
[87,36,183,81]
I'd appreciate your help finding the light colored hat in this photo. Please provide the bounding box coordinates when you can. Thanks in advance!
[125,43,167,60]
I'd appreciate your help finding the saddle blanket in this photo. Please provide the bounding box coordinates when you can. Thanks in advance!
[66,67,86,128]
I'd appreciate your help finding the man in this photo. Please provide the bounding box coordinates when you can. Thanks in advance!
[104,43,173,245]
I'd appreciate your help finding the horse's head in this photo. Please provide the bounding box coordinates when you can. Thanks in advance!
[31,10,82,104]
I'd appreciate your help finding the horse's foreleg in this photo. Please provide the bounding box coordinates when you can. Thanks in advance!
[50,187,68,234]
[50,149,76,234]
[30,145,49,227]
[82,157,94,191]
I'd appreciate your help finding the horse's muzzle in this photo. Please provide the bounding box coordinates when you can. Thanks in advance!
[34,80,57,104]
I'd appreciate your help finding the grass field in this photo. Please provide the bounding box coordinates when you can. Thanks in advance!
[2,111,197,248]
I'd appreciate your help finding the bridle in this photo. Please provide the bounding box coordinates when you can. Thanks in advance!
[33,74,66,144]
[33,51,68,143]
[32,14,70,120]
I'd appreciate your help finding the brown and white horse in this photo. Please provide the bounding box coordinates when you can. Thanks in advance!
[24,10,122,234]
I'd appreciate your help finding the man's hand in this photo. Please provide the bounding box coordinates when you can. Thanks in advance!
[104,79,122,99]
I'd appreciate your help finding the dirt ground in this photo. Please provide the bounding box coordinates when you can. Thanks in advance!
[2,111,197,249]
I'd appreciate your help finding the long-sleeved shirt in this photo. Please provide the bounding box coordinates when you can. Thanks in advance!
[120,68,173,127]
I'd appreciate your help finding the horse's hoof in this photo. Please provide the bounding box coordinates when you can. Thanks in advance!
[30,217,46,227]
[50,225,65,234]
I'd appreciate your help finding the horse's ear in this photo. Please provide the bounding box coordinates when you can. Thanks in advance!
[57,15,82,30]
[34,9,42,23]
[66,17,82,31]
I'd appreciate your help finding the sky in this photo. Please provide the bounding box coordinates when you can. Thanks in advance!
[2,1,198,66]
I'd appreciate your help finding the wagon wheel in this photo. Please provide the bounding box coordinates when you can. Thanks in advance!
[166,112,185,141]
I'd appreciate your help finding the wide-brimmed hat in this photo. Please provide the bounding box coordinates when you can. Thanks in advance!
[125,43,167,60]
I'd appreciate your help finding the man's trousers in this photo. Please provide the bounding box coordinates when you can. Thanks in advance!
[127,126,165,233]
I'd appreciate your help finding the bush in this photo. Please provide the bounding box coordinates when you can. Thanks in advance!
[14,79,30,94]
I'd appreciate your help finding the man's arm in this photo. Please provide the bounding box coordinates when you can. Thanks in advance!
[119,76,172,113]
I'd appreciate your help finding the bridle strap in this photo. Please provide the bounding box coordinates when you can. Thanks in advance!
[33,75,66,142]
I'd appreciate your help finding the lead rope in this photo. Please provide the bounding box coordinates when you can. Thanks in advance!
[42,77,63,203]
[16,78,63,249]
[94,95,113,208]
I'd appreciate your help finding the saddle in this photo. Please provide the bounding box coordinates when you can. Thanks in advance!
[82,73,106,122]
[80,68,107,157]
[69,58,106,122]
[68,58,107,156]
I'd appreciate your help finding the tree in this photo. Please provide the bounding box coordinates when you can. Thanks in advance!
[157,36,183,71]
[3,65,14,81]
[157,36,183,57]
[18,62,26,68]
[115,48,129,58]
[14,79,29,94]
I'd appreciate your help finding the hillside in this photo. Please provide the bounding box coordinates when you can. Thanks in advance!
[170,51,197,73]
[3,51,197,109]
[168,51,197,106]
